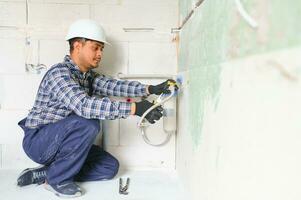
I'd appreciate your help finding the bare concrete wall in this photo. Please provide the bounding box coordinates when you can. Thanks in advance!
[177,0,301,199]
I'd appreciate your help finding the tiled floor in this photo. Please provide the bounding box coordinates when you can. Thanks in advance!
[0,169,185,200]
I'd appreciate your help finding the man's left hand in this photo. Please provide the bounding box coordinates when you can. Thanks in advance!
[148,79,178,95]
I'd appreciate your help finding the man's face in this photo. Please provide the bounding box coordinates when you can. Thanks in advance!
[77,40,104,70]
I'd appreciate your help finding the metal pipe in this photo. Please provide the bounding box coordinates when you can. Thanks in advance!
[123,28,155,32]
[195,0,205,7]
[171,0,206,33]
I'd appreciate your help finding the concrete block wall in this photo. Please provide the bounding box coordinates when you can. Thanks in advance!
[0,0,178,170]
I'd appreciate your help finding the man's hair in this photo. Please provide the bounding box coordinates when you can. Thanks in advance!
[68,37,87,53]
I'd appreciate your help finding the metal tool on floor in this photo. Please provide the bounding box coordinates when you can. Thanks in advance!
[119,177,130,195]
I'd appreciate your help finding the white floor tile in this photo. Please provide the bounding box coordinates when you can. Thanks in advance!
[0,169,185,200]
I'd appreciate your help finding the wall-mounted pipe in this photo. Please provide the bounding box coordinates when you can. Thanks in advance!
[122,1,206,34]
[26,0,29,25]
[25,37,47,74]
[171,0,206,33]
[235,0,258,29]
[123,28,155,32]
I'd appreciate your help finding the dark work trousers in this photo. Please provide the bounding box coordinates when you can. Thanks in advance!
[18,114,119,185]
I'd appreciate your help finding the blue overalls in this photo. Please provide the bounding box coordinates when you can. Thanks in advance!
[18,67,119,185]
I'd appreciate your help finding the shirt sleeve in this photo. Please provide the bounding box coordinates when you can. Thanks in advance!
[48,69,132,120]
[92,73,148,97]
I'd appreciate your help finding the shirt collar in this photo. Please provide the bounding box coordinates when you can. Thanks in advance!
[64,55,91,78]
[64,55,80,71]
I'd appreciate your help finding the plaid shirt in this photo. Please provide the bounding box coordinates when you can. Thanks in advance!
[25,55,148,129]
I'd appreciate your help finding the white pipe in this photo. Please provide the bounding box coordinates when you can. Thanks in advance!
[235,0,258,29]
[141,128,173,147]
[137,88,176,147]
[138,91,175,127]
[118,72,178,146]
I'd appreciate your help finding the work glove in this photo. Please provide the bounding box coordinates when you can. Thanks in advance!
[135,100,163,124]
[148,79,178,95]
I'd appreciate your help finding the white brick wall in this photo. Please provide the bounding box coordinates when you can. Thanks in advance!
[107,144,175,169]
[83,0,179,43]
[92,4,177,30]
[94,41,129,76]
[103,119,120,146]
[39,39,69,67]
[28,0,93,3]
[0,38,26,74]
[28,3,90,29]
[2,144,36,169]
[120,116,171,147]
[0,29,24,39]
[0,0,178,170]
[0,145,2,168]
[0,75,42,109]
[129,42,177,75]
[0,0,24,2]
[0,2,26,27]
[28,0,177,6]
[0,110,28,144]
[113,0,178,6]
[92,2,178,42]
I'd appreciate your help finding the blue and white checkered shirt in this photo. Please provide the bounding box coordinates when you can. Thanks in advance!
[25,55,148,129]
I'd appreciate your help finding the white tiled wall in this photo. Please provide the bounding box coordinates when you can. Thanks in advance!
[0,0,178,170]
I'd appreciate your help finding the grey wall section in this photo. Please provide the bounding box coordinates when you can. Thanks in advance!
[177,0,301,200]
[178,0,301,147]
[178,0,232,147]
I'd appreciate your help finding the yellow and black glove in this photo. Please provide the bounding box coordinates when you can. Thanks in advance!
[135,100,163,124]
[148,79,178,95]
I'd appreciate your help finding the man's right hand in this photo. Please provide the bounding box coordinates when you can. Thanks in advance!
[134,100,163,124]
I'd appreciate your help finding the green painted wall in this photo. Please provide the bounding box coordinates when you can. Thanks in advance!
[178,0,301,147]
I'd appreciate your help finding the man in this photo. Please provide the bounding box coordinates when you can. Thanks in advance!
[16,19,176,198]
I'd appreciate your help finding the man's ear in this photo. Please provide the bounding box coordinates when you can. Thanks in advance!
[73,41,82,52]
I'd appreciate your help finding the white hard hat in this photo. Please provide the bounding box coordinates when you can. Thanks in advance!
[65,19,110,45]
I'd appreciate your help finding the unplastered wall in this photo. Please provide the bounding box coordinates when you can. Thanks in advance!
[0,0,178,170]
[177,0,301,200]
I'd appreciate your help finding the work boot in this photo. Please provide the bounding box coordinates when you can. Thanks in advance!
[17,165,47,186]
